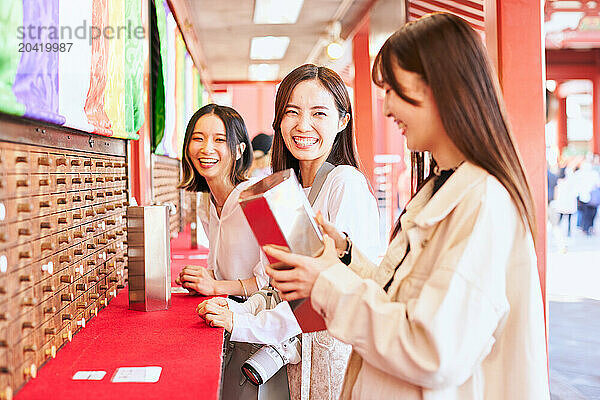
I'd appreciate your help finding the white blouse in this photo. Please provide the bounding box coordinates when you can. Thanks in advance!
[229,165,382,343]
[199,178,269,290]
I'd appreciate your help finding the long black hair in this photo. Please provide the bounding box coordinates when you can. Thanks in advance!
[271,64,360,183]
[178,104,253,192]
[373,13,536,244]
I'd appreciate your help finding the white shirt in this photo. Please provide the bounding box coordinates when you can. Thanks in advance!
[229,165,382,343]
[199,179,269,289]
[573,163,600,203]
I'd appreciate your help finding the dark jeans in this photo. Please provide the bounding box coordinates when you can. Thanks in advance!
[558,213,574,236]
[580,203,598,235]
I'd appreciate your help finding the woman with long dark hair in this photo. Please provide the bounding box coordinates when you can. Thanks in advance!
[176,103,269,297]
[264,14,549,399]
[198,64,382,400]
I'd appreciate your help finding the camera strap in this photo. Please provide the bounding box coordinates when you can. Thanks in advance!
[253,287,282,310]
[307,162,335,207]
[297,161,335,400]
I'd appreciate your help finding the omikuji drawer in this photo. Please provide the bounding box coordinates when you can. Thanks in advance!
[1,124,129,397]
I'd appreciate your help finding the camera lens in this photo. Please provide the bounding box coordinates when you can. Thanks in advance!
[241,345,286,386]
[241,363,263,386]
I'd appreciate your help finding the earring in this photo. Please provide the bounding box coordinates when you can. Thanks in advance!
[236,144,245,160]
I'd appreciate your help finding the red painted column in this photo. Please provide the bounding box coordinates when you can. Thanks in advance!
[130,0,152,206]
[352,16,376,184]
[130,128,152,205]
[485,1,547,308]
[593,65,600,155]
[557,96,568,154]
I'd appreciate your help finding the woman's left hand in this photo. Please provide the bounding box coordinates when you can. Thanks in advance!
[179,266,218,295]
[263,235,341,301]
[197,298,233,332]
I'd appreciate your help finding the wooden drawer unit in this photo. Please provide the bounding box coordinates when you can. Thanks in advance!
[0,116,129,394]
[151,154,182,237]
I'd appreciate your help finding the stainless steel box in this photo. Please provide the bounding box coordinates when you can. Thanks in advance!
[127,206,172,312]
[239,169,325,332]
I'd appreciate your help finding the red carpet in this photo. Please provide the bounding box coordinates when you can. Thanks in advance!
[16,228,223,400]
[169,226,210,282]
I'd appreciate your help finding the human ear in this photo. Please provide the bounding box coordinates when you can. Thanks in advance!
[338,113,350,132]
[236,142,246,160]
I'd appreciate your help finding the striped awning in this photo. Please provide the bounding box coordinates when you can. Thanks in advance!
[407,0,485,31]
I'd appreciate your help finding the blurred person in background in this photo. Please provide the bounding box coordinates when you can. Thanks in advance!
[587,184,600,235]
[552,167,578,237]
[574,161,600,235]
[250,133,273,178]
[547,162,558,204]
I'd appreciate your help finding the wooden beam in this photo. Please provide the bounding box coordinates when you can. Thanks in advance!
[546,63,598,80]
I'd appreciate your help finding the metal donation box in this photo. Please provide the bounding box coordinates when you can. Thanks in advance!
[127,206,172,311]
[238,169,326,332]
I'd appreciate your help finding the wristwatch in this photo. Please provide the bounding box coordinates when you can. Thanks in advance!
[339,232,352,265]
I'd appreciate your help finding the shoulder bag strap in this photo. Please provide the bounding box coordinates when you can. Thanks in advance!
[307,162,335,207]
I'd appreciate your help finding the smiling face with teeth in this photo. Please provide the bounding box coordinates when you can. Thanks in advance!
[187,114,234,188]
[280,79,349,178]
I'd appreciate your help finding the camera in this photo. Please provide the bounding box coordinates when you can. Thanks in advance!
[241,336,301,385]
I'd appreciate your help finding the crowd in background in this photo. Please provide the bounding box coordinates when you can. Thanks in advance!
[548,155,600,239]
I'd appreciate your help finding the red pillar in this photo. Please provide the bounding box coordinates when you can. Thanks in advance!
[130,0,152,206]
[485,1,547,308]
[593,64,600,155]
[557,96,568,154]
[352,16,376,184]
[130,129,152,205]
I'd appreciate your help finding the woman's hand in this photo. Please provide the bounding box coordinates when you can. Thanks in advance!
[177,266,218,295]
[263,235,342,301]
[197,298,233,332]
[315,212,347,254]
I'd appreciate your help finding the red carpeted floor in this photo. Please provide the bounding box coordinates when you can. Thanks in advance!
[16,228,224,400]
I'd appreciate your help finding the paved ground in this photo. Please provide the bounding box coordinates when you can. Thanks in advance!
[548,217,600,400]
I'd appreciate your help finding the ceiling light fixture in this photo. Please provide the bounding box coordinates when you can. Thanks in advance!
[326,42,344,60]
[248,64,280,81]
[253,0,304,24]
[325,21,344,60]
[250,36,290,60]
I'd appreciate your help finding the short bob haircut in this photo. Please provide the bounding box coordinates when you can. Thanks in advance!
[178,104,253,192]
[271,64,360,184]
[372,13,536,244]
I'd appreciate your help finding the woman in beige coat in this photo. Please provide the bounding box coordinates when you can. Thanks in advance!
[264,13,549,400]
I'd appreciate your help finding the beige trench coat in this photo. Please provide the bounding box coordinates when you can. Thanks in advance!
[310,162,550,399]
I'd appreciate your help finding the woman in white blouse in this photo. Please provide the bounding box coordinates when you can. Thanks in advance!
[264,14,549,400]
[176,103,269,297]
[198,64,382,400]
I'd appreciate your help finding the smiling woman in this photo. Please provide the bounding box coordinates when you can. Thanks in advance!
[176,103,270,298]
[203,64,382,400]
[271,64,359,188]
[279,79,350,186]
[187,115,235,184]
[264,14,549,400]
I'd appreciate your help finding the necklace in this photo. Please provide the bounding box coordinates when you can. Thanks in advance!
[210,195,225,211]
[433,160,465,176]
